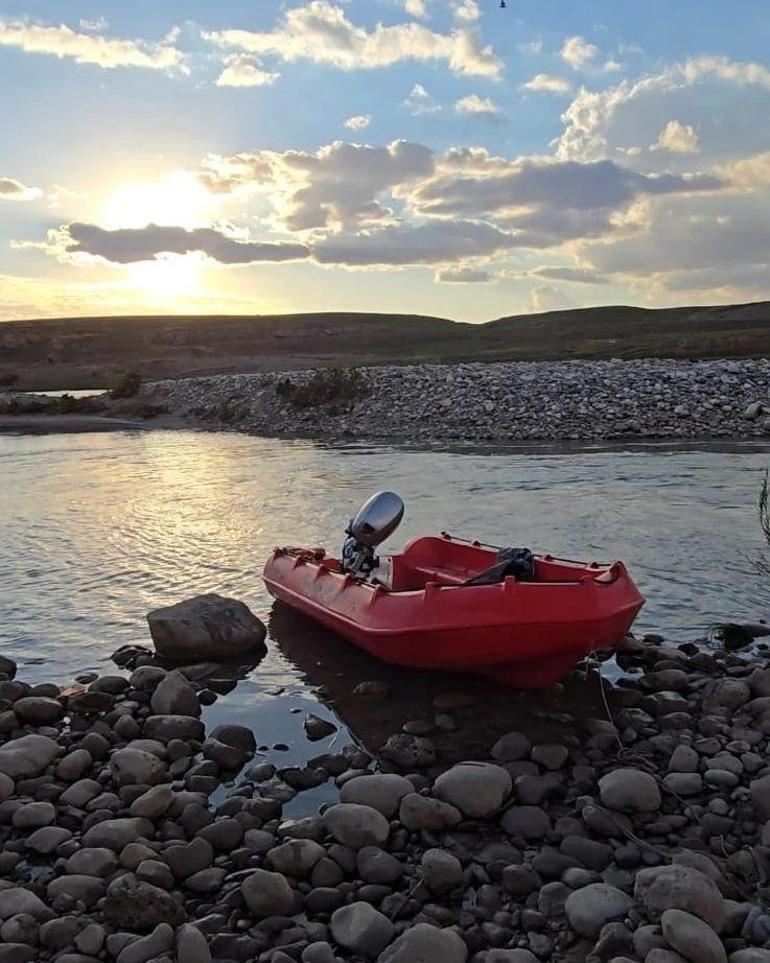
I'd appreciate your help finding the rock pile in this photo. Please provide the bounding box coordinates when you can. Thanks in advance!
[4,630,770,961]
[142,358,770,443]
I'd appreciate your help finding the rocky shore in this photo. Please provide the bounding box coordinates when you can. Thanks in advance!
[2,595,770,963]
[141,359,770,443]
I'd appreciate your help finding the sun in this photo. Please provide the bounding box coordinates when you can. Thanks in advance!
[100,172,217,230]
[125,255,203,302]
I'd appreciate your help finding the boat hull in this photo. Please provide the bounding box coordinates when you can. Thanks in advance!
[262,535,644,688]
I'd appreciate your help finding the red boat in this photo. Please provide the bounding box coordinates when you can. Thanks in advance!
[263,530,644,688]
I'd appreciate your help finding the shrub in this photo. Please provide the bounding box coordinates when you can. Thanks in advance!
[111,371,142,399]
[276,367,366,411]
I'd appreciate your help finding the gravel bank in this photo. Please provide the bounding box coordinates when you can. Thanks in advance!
[4,625,770,962]
[143,359,770,443]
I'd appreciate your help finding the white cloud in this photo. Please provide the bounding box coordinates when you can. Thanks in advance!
[402,83,441,115]
[404,0,428,18]
[215,54,280,87]
[522,73,571,94]
[435,266,493,283]
[650,120,699,154]
[517,38,543,55]
[344,114,372,131]
[603,58,622,73]
[531,266,610,284]
[203,1,502,77]
[526,284,573,313]
[453,0,480,23]
[454,94,503,119]
[78,17,108,33]
[0,16,186,70]
[560,35,598,71]
[0,177,42,202]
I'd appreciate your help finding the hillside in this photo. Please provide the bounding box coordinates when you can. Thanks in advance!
[1,301,769,390]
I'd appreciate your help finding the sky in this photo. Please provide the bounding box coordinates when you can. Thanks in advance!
[2,1,770,323]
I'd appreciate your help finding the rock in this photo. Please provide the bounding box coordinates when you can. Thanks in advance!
[750,775,770,816]
[150,671,201,717]
[0,772,13,802]
[531,744,569,770]
[130,785,174,819]
[324,803,389,848]
[729,951,770,962]
[491,731,531,762]
[331,902,394,957]
[0,946,35,963]
[82,817,155,851]
[380,733,436,768]
[598,768,661,812]
[202,724,256,771]
[56,749,92,782]
[634,865,725,929]
[147,593,267,662]
[434,762,512,818]
[65,848,118,877]
[564,883,634,937]
[357,846,403,884]
[268,839,325,877]
[422,848,463,894]
[176,924,212,963]
[664,773,703,796]
[0,889,51,921]
[669,746,699,772]
[398,793,462,831]
[0,656,16,678]
[104,874,185,930]
[163,837,214,880]
[129,665,167,691]
[115,922,174,963]
[76,922,106,955]
[110,748,167,786]
[241,868,295,917]
[661,909,727,963]
[13,801,55,828]
[703,679,751,710]
[304,714,337,740]
[48,874,105,908]
[376,922,467,962]
[500,806,551,839]
[0,734,58,779]
[13,696,63,725]
[341,774,413,817]
[25,825,72,853]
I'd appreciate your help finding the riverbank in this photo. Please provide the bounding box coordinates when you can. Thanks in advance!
[141,358,770,444]
[2,624,770,962]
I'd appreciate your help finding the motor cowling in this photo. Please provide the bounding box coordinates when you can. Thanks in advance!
[342,491,404,576]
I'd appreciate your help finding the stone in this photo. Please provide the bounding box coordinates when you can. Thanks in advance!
[268,839,325,877]
[83,817,154,851]
[376,922,467,963]
[331,902,394,957]
[13,696,63,724]
[164,837,214,879]
[0,889,51,921]
[75,922,106,955]
[56,749,92,782]
[380,733,436,768]
[130,785,174,819]
[48,874,105,907]
[664,773,703,796]
[357,847,403,885]
[598,768,661,812]
[242,868,295,917]
[304,714,337,740]
[129,666,167,691]
[500,806,551,839]
[66,847,118,877]
[340,773,413,817]
[25,826,72,853]
[661,909,727,963]
[434,762,512,818]
[491,731,531,762]
[398,793,462,831]
[13,801,56,828]
[0,734,58,779]
[564,883,634,937]
[176,924,212,963]
[634,865,725,930]
[104,874,185,930]
[0,946,34,963]
[323,803,390,848]
[703,679,751,710]
[422,848,463,894]
[669,746,699,772]
[147,593,267,662]
[143,715,204,743]
[202,724,256,771]
[750,775,770,817]
[150,671,201,717]
[110,748,167,786]
[116,922,174,963]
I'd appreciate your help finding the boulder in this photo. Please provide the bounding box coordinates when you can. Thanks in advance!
[304,714,337,740]
[115,922,174,963]
[341,774,413,817]
[150,671,201,717]
[661,909,727,963]
[634,864,725,930]
[434,761,512,817]
[241,868,295,917]
[13,696,63,725]
[147,593,267,662]
[0,888,51,921]
[0,734,58,779]
[564,883,634,937]
[330,902,394,957]
[202,724,256,772]
[376,922,467,963]
[103,874,185,930]
[110,748,167,786]
[82,817,155,851]
[323,804,389,848]
[268,839,325,877]
[598,768,661,813]
[143,715,204,743]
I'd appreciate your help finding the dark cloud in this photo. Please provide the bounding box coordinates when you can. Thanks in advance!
[532,266,610,284]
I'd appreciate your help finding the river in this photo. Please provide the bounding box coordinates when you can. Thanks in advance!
[1,429,769,807]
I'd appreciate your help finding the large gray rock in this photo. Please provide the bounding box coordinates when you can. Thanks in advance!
[491,731,531,762]
[242,868,295,917]
[147,593,267,662]
[341,774,413,817]
[150,671,201,717]
[0,888,51,921]
[130,785,174,820]
[0,734,58,779]
[500,805,551,839]
[634,865,725,930]
[48,874,105,908]
[398,793,462,831]
[564,883,634,937]
[598,768,661,813]
[331,902,394,957]
[110,748,167,786]
[268,839,325,877]
[376,922,467,963]
[434,762,512,818]
[176,923,212,963]
[661,909,727,963]
[202,724,256,772]
[380,733,436,768]
[13,696,64,725]
[323,804,389,848]
[82,817,155,851]
[103,874,185,930]
[422,848,463,895]
[65,847,118,877]
[143,714,204,743]
[115,922,174,963]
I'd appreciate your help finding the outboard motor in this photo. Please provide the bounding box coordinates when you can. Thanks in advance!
[342,491,404,577]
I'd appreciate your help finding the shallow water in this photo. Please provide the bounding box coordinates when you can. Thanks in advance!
[1,429,770,806]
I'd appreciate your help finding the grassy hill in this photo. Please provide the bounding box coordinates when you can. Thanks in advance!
[2,301,769,390]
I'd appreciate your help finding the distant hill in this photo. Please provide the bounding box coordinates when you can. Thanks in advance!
[2,301,769,390]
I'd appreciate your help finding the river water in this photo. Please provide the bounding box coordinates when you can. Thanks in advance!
[1,429,769,806]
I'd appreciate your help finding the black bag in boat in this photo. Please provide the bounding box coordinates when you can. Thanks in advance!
[464,547,535,585]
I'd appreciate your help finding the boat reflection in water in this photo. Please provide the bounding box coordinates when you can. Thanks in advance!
[267,600,611,765]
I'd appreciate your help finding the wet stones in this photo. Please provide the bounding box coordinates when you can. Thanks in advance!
[304,713,337,740]
[598,767,662,813]
[433,761,512,818]
[202,723,256,772]
[149,670,201,717]
[143,714,204,743]
[147,593,267,662]
[379,733,436,768]
[13,696,64,725]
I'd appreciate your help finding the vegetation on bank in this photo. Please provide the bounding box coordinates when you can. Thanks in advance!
[275,367,366,411]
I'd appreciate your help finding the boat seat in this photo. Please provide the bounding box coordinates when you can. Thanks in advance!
[409,565,470,587]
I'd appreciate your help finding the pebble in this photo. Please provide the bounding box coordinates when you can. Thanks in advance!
[433,761,512,817]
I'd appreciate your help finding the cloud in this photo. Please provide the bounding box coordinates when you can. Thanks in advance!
[215,54,280,87]
[79,17,108,33]
[560,35,598,71]
[526,284,573,313]
[0,16,186,70]
[717,150,770,189]
[202,1,502,77]
[453,0,480,23]
[55,223,310,264]
[344,114,372,131]
[454,94,503,120]
[435,266,493,283]
[402,83,441,115]
[522,73,571,94]
[404,0,429,17]
[0,177,42,201]
[518,38,543,55]
[531,266,610,284]
[650,120,699,154]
